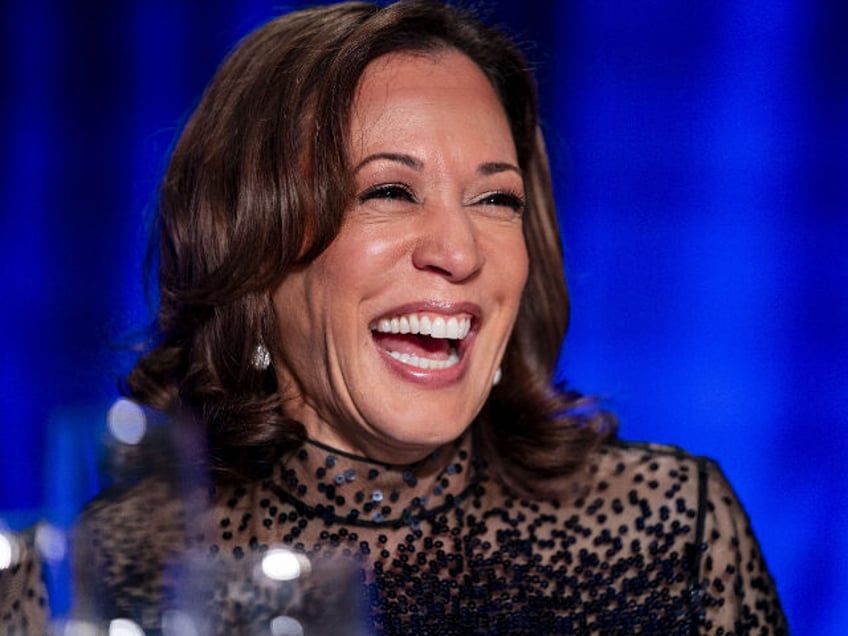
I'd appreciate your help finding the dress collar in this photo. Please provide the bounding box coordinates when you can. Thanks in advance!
[263,431,480,529]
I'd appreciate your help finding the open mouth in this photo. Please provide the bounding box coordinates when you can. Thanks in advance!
[369,313,473,371]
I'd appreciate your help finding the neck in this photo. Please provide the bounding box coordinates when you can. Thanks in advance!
[265,430,481,528]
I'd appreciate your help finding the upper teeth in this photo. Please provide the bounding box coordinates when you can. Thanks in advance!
[370,314,471,340]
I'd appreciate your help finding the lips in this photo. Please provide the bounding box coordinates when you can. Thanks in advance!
[369,309,476,373]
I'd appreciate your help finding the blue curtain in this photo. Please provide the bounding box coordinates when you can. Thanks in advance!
[1,1,844,632]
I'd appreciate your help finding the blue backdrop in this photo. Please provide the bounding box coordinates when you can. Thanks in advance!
[1,1,845,632]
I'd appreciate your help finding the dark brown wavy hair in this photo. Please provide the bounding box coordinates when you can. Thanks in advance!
[127,0,615,496]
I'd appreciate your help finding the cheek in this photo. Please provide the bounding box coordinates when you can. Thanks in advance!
[272,275,310,355]
[517,240,530,287]
[317,226,409,297]
[272,260,335,348]
[272,267,339,395]
[342,222,408,265]
[499,232,530,304]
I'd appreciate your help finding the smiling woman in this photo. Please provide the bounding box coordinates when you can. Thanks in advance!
[271,51,529,462]
[0,1,789,634]
[129,0,592,497]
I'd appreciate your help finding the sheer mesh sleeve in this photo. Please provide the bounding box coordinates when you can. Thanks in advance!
[0,528,50,635]
[71,479,186,628]
[696,459,789,635]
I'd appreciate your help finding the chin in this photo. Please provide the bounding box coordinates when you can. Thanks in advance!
[348,366,489,459]
[367,412,472,458]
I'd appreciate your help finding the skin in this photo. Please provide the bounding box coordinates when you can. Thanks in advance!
[271,50,529,464]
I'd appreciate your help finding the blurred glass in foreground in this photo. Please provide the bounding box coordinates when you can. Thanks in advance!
[1,398,369,635]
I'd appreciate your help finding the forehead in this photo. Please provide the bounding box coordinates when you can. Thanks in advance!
[353,49,495,105]
[349,50,515,158]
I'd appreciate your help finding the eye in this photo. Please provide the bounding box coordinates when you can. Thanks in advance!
[476,190,526,214]
[358,183,416,204]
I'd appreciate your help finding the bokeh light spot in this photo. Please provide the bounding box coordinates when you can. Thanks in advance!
[270,616,304,636]
[109,618,145,636]
[59,620,99,636]
[35,522,67,562]
[107,399,147,445]
[162,610,200,636]
[0,532,17,569]
[261,547,309,581]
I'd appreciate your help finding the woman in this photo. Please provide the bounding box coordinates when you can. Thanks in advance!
[4,1,787,634]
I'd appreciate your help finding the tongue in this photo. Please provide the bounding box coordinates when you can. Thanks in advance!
[372,333,451,360]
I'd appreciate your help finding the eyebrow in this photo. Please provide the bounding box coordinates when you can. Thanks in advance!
[353,153,523,177]
[478,161,522,177]
[354,153,423,173]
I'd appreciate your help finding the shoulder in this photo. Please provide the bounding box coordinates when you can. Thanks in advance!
[594,439,707,469]
[586,439,711,500]
[587,440,788,632]
[576,440,733,560]
[585,440,751,539]
[555,440,712,552]
[588,440,764,534]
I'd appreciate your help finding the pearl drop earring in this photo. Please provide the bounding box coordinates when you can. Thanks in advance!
[493,367,502,386]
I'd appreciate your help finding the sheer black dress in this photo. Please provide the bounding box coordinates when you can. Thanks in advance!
[2,432,789,634]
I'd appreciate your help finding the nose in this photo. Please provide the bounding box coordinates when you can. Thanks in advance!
[411,203,485,282]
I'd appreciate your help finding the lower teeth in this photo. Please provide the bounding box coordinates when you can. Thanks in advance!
[388,350,460,370]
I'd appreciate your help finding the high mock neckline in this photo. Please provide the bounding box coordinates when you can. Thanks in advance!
[301,436,440,468]
[262,431,481,529]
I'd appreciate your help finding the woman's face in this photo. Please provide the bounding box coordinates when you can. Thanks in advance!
[272,50,529,463]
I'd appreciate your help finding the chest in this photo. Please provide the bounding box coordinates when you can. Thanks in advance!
[196,489,701,634]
